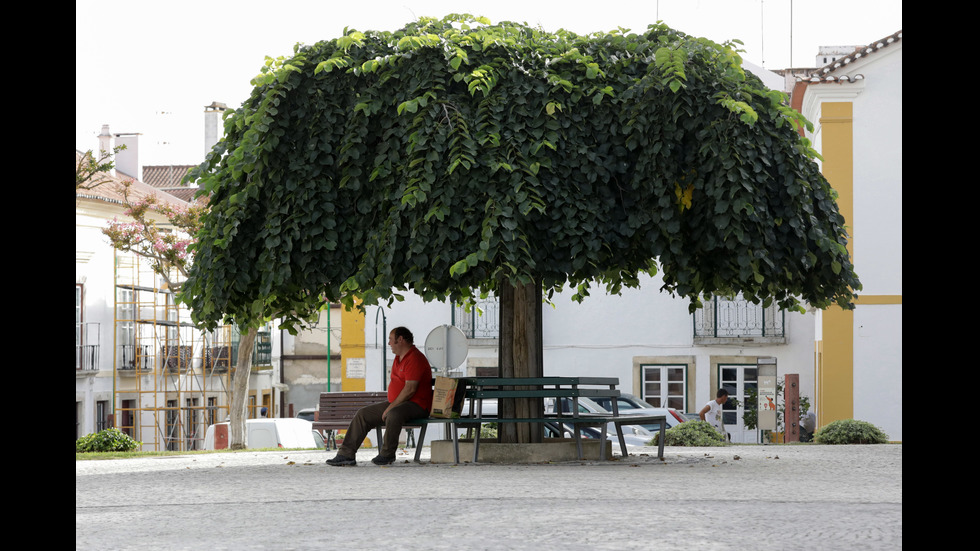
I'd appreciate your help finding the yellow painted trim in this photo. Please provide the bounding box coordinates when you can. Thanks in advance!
[817,101,855,429]
[854,295,902,305]
[340,300,366,391]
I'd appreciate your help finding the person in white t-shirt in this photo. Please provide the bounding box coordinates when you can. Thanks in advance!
[699,389,729,441]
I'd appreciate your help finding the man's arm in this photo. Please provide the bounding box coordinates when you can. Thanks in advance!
[383,380,419,421]
[698,403,710,421]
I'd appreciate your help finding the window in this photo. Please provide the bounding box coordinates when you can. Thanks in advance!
[166,399,178,451]
[76,285,82,355]
[96,400,109,432]
[121,399,136,439]
[642,364,688,410]
[186,398,200,450]
[76,285,100,371]
[207,397,218,426]
[117,288,138,369]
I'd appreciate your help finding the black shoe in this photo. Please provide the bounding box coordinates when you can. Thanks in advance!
[371,454,396,465]
[326,454,356,466]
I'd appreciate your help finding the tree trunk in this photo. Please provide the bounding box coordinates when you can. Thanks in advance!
[229,326,258,450]
[498,281,544,444]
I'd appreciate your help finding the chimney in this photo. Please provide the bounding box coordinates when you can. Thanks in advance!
[98,125,114,176]
[204,101,229,157]
[113,132,142,181]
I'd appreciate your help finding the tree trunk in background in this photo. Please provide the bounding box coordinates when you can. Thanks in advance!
[498,281,544,444]
[229,326,258,450]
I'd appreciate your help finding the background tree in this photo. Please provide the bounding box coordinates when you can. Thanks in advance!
[76,145,126,193]
[183,16,861,443]
[104,181,258,449]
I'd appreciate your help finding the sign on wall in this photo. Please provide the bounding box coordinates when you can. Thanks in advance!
[346,357,366,379]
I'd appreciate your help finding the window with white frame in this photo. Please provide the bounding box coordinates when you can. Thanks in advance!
[117,288,137,369]
[76,285,83,369]
[641,364,688,410]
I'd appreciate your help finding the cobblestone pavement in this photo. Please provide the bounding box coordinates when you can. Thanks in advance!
[76,444,901,550]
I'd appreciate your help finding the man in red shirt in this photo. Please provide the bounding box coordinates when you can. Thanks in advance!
[327,327,433,466]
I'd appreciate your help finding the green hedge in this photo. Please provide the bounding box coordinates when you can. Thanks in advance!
[813,419,888,444]
[76,428,142,453]
[648,420,727,447]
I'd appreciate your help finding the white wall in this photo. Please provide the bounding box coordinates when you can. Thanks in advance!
[852,45,902,296]
[852,305,902,441]
[76,202,124,436]
[851,44,902,441]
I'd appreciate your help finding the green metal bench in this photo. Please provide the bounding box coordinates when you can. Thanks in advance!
[409,377,666,464]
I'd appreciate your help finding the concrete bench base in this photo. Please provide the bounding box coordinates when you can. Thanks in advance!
[429,438,613,464]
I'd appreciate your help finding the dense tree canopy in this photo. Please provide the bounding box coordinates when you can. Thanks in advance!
[183,15,860,331]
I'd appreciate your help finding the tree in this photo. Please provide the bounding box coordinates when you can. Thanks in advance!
[76,145,127,193]
[103,180,258,449]
[182,16,861,443]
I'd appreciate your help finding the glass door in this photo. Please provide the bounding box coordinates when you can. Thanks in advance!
[719,363,758,443]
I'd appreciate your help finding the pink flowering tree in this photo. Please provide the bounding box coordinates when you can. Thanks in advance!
[103,180,201,290]
[103,179,258,450]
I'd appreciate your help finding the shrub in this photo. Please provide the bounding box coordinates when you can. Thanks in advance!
[813,419,888,444]
[648,420,727,447]
[76,428,142,453]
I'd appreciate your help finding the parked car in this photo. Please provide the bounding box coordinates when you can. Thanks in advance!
[543,421,653,446]
[203,418,325,450]
[295,408,316,422]
[544,396,665,436]
[589,393,688,428]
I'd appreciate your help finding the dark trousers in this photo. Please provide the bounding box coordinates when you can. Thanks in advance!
[338,401,428,458]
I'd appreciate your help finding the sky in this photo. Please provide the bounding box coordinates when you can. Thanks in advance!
[76,0,902,170]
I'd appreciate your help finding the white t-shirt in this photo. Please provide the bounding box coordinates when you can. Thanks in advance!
[704,399,726,436]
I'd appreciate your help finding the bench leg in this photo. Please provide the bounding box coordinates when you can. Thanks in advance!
[573,422,584,460]
[657,419,665,460]
[414,425,427,462]
[615,423,628,458]
[452,422,460,464]
[472,422,480,464]
[598,425,608,461]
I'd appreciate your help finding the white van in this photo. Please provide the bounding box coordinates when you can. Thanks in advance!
[203,418,325,450]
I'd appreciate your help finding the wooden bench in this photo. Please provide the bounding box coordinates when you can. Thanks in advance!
[312,391,429,458]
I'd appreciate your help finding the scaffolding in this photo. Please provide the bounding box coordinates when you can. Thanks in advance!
[112,252,237,451]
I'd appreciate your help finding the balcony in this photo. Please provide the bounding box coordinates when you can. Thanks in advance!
[119,344,150,371]
[76,323,100,371]
[161,345,194,372]
[693,296,786,345]
[205,346,231,373]
[452,297,500,339]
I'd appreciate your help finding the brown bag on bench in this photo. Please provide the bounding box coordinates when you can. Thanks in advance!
[430,376,465,418]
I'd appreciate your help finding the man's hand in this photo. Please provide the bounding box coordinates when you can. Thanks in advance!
[383,380,419,421]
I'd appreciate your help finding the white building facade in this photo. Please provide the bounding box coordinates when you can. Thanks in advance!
[796,31,902,441]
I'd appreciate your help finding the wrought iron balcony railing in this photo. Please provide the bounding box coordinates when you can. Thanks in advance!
[452,297,500,339]
[694,296,785,341]
[75,322,100,371]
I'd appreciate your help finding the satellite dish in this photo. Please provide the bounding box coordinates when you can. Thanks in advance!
[424,325,469,375]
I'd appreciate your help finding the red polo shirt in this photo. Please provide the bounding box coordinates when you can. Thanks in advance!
[389,346,433,411]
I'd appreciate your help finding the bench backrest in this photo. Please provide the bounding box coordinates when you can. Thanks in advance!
[312,391,388,431]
